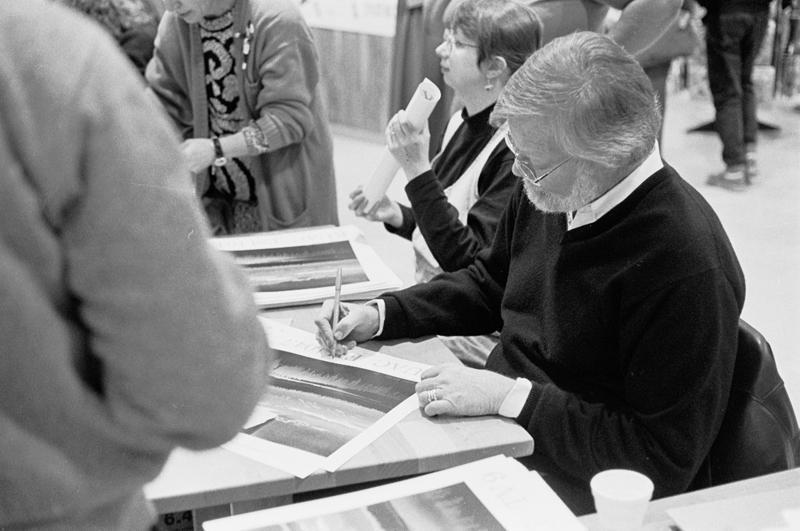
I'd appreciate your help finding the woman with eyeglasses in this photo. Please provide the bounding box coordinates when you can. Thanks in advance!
[146,0,337,235]
[350,0,542,367]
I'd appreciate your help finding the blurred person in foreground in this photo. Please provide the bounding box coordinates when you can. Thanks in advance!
[0,1,270,528]
[56,0,161,76]
[350,0,542,367]
[317,31,745,514]
[147,0,337,234]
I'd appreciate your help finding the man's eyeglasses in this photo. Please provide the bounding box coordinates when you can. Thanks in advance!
[441,29,478,53]
[504,131,572,186]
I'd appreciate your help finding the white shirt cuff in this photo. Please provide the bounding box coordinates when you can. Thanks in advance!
[498,378,533,418]
[364,299,385,338]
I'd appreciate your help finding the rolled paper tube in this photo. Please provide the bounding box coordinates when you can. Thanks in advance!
[361,78,442,208]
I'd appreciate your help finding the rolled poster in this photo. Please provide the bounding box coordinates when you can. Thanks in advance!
[361,78,441,208]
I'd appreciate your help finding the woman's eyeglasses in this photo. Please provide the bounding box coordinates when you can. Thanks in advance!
[504,132,572,186]
[441,29,478,53]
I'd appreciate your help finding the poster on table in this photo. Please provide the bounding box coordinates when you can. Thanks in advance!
[204,455,586,531]
[211,225,403,308]
[223,319,428,478]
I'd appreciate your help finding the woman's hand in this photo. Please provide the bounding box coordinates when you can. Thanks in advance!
[348,186,403,227]
[181,138,215,173]
[386,110,432,180]
[415,364,516,417]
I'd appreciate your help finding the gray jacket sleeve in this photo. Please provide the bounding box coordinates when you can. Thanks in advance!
[0,5,269,525]
[65,32,270,453]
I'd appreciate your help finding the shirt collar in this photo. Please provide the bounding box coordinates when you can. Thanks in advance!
[567,142,663,230]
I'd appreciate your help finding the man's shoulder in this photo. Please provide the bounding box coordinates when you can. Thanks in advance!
[644,165,726,240]
[621,165,742,284]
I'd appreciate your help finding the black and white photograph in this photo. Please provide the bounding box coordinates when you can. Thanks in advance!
[6,0,799,529]
[253,482,504,531]
[243,348,417,457]
[231,241,369,293]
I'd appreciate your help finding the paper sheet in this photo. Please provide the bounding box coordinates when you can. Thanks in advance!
[667,486,800,531]
[204,455,585,531]
[223,319,428,478]
[211,225,403,308]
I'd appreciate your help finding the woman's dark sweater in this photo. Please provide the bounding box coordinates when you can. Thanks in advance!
[386,104,515,272]
[379,165,745,511]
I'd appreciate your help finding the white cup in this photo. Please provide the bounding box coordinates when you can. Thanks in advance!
[590,469,654,531]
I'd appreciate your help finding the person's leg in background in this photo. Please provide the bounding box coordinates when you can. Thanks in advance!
[706,13,748,189]
[740,9,771,182]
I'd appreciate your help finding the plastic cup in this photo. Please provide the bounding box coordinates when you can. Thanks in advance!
[590,469,654,531]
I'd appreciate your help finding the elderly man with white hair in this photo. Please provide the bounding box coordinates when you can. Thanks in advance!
[316,31,745,513]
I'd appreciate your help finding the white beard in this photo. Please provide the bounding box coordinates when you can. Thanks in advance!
[522,173,601,213]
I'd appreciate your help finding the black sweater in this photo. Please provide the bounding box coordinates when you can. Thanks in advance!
[380,165,745,511]
[386,104,516,272]
[699,0,771,15]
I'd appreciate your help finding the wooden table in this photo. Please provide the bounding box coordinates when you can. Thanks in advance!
[145,306,534,529]
[579,467,800,530]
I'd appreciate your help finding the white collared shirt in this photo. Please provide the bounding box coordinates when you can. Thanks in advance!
[566,142,663,230]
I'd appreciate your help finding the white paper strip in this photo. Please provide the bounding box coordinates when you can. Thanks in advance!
[261,318,430,381]
[322,395,418,472]
[223,433,321,479]
[241,405,278,430]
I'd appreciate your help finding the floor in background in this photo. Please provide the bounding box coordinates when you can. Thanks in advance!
[329,92,800,412]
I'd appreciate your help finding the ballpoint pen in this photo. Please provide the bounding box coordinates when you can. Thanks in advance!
[330,267,342,356]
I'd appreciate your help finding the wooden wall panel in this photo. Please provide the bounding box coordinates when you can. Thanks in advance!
[311,28,393,134]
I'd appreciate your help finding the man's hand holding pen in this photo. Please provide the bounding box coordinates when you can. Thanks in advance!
[314,300,380,357]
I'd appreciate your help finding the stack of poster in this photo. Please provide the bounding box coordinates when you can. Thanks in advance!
[211,225,403,308]
[203,455,585,531]
[223,318,428,478]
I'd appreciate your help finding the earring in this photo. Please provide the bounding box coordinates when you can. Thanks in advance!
[484,78,494,91]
